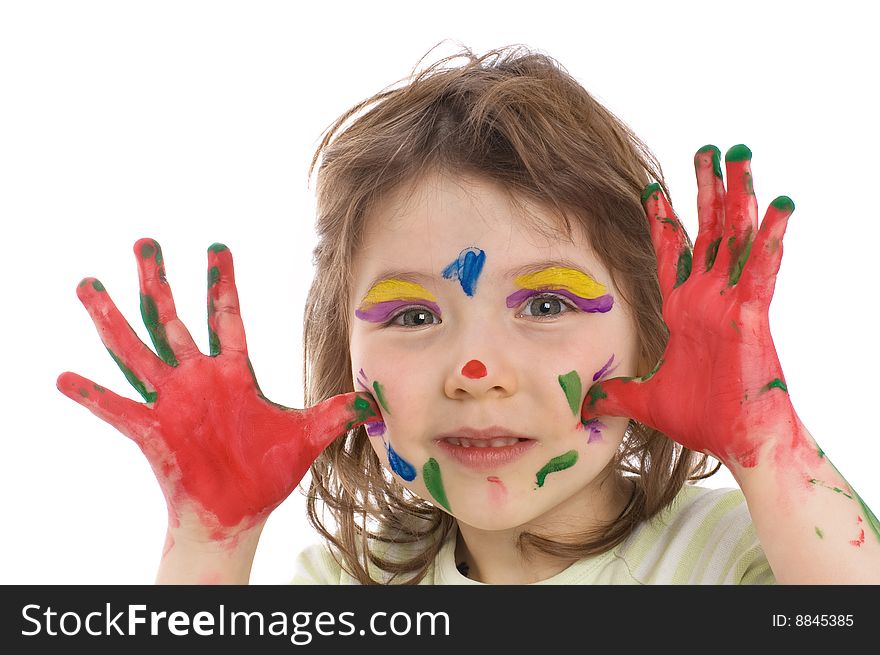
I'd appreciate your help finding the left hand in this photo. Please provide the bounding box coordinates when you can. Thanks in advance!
[581,144,803,468]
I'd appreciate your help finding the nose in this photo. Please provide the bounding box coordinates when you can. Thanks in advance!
[444,356,518,400]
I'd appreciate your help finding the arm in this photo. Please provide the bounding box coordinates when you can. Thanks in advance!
[57,239,381,584]
[581,145,880,583]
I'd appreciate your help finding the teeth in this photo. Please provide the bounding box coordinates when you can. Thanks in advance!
[445,437,521,448]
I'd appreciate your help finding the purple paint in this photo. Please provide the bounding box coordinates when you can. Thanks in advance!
[505,288,614,313]
[592,355,616,382]
[355,299,442,323]
[366,421,387,437]
[582,418,606,444]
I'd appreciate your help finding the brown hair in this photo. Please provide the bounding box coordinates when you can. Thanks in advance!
[302,42,719,584]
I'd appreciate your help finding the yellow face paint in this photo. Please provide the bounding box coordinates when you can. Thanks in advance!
[361,279,437,305]
[514,267,606,298]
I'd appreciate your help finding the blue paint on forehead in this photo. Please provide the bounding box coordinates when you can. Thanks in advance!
[442,247,486,297]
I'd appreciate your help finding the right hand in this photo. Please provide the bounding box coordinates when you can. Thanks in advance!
[57,238,380,544]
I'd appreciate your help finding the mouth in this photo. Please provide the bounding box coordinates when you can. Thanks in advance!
[434,427,537,471]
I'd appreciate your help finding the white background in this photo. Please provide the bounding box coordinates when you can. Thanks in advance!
[2,1,877,584]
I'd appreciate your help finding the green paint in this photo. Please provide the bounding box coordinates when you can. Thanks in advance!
[730,320,741,336]
[372,380,391,414]
[345,394,377,430]
[78,387,89,398]
[854,491,880,545]
[808,478,854,500]
[771,195,795,213]
[208,243,228,253]
[423,458,451,512]
[91,279,105,292]
[728,232,754,286]
[105,347,157,403]
[640,182,662,206]
[93,384,106,393]
[245,357,287,410]
[674,247,692,288]
[725,144,752,162]
[641,358,663,382]
[208,266,221,288]
[743,171,754,195]
[140,242,156,259]
[78,278,89,288]
[535,450,578,488]
[705,237,721,272]
[659,216,678,231]
[817,447,825,459]
[140,293,178,366]
[696,144,723,179]
[154,243,163,266]
[815,527,824,539]
[208,325,220,356]
[558,370,582,416]
[760,378,788,394]
[586,384,607,407]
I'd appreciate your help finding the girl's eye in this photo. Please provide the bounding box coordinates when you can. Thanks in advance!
[519,294,575,319]
[390,307,440,327]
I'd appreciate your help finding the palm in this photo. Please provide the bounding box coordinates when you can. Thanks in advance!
[582,145,796,467]
[58,239,377,537]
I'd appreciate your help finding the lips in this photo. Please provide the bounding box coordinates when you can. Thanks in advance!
[434,427,537,472]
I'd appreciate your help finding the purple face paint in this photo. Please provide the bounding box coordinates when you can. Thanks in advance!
[506,266,614,313]
[442,247,486,297]
[592,354,618,382]
[357,368,386,436]
[355,299,442,323]
[505,288,613,313]
[582,418,606,444]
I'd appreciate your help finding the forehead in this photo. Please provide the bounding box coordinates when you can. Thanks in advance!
[355,170,601,276]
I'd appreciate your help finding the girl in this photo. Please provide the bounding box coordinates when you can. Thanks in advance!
[57,45,880,584]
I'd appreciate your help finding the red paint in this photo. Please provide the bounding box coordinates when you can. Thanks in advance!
[486,476,507,506]
[462,359,487,379]
[57,239,381,544]
[581,149,810,470]
[850,530,865,547]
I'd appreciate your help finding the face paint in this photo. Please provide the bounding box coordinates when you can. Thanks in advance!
[506,266,614,313]
[386,441,416,481]
[592,354,617,382]
[850,517,865,547]
[461,359,487,379]
[581,418,606,444]
[423,458,451,512]
[814,527,824,539]
[535,450,578,488]
[441,247,486,296]
[355,279,441,322]
[372,380,391,414]
[557,370,582,416]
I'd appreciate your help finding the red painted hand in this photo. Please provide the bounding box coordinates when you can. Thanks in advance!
[581,145,804,468]
[57,239,379,541]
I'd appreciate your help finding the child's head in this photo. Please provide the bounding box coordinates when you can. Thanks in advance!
[303,44,717,582]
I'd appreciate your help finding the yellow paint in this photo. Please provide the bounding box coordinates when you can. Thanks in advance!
[515,267,606,299]
[361,278,437,306]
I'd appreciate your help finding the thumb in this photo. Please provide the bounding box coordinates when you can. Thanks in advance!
[299,391,383,453]
[581,376,653,427]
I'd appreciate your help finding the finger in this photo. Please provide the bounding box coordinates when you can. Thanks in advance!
[691,145,726,274]
[736,196,795,303]
[580,375,653,428]
[76,277,163,403]
[134,238,200,364]
[298,392,383,454]
[57,371,155,445]
[713,145,759,286]
[641,183,693,300]
[206,243,247,356]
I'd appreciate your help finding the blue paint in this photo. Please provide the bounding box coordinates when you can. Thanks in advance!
[386,441,417,481]
[442,247,486,297]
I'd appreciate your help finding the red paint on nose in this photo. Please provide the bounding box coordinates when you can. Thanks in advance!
[462,359,487,379]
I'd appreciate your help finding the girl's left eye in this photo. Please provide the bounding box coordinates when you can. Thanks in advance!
[518,294,577,319]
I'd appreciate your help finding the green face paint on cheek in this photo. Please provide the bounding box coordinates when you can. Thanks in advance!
[535,450,578,488]
[372,380,391,414]
[423,458,451,512]
[557,370,582,416]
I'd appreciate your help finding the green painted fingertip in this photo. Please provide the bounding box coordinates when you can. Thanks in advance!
[770,195,795,213]
[725,144,752,162]
[91,279,105,292]
[208,243,228,254]
[695,144,723,179]
[140,242,156,259]
[640,182,662,206]
[78,278,89,289]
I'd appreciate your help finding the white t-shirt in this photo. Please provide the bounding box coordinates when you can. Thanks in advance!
[289,484,775,585]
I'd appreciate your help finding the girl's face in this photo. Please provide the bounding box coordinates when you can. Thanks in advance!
[349,170,642,531]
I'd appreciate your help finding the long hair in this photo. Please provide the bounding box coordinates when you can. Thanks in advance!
[302,42,719,584]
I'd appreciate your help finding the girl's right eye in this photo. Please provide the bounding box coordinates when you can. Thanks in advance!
[389,307,441,327]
